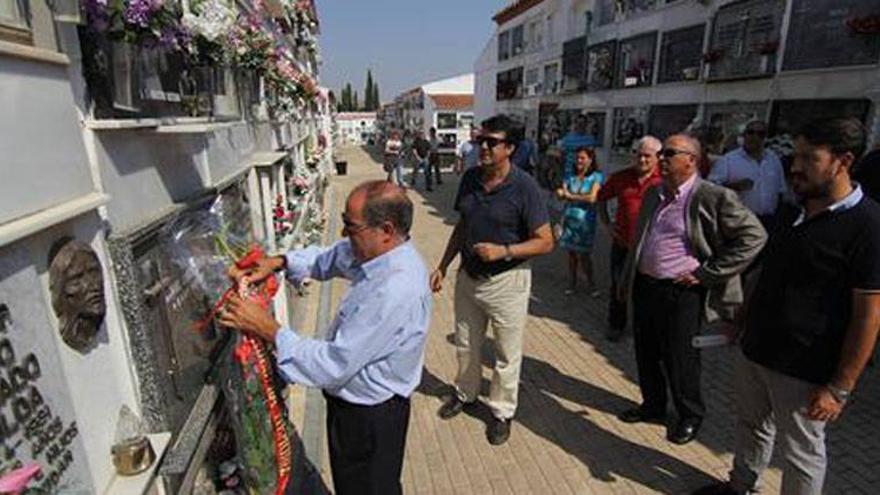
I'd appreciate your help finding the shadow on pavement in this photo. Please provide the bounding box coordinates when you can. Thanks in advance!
[420,363,714,492]
[345,145,880,492]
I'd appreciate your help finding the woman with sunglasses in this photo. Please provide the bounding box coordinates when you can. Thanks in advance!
[556,146,604,296]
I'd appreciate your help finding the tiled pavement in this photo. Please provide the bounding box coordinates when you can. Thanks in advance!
[290,146,880,494]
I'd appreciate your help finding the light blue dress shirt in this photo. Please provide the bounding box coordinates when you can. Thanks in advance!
[275,239,432,405]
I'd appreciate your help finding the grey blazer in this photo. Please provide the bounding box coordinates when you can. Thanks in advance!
[622,177,768,323]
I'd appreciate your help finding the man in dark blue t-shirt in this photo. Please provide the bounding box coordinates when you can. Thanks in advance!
[696,119,880,495]
[429,115,553,446]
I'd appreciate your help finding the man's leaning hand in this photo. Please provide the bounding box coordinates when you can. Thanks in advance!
[430,268,446,293]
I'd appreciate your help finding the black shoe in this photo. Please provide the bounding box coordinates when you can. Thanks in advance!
[487,417,511,445]
[668,418,702,445]
[437,395,470,420]
[691,481,740,495]
[426,187,434,192]
[617,407,666,424]
[606,327,625,342]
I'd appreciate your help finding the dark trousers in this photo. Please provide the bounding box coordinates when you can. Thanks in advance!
[608,244,629,331]
[633,273,706,421]
[426,156,442,187]
[325,393,410,495]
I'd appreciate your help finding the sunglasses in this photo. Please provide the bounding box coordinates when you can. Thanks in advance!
[657,148,695,159]
[745,129,767,137]
[476,136,509,149]
[341,215,369,234]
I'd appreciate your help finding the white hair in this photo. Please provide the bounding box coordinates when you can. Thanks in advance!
[637,135,662,153]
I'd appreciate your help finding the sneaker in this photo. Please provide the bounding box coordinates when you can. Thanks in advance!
[437,395,469,420]
[487,417,511,445]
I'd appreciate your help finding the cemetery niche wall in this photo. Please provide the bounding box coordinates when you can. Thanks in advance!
[0,243,93,493]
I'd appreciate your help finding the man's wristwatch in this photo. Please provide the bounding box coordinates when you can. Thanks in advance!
[826,384,851,403]
[503,244,513,262]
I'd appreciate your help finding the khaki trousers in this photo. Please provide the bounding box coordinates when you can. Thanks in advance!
[730,351,828,495]
[453,267,531,420]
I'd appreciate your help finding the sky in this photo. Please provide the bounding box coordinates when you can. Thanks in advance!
[315,0,509,103]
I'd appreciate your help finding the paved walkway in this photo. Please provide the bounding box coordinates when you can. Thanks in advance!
[296,146,879,494]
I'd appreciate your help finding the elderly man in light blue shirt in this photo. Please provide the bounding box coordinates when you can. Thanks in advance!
[708,120,787,230]
[220,180,431,495]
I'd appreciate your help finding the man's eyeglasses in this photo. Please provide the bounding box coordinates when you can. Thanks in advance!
[341,215,369,235]
[744,129,767,137]
[476,136,508,149]
[657,148,695,159]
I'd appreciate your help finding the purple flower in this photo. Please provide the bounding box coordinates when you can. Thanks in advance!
[124,0,160,29]
[82,0,110,31]
[159,24,192,51]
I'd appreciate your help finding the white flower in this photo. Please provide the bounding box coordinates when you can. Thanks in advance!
[182,0,236,42]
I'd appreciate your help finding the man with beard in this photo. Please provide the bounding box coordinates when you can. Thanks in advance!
[49,239,107,352]
[694,118,880,495]
[430,114,553,445]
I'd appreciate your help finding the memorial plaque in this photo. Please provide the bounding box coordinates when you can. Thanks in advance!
[770,99,871,137]
[0,244,91,493]
[612,107,649,152]
[648,105,699,141]
[587,40,617,91]
[659,24,706,83]
[783,0,880,71]
[562,36,587,91]
[704,102,768,155]
[616,32,658,88]
[496,67,524,101]
[707,0,785,80]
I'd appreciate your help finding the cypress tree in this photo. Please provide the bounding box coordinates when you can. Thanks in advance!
[365,70,374,110]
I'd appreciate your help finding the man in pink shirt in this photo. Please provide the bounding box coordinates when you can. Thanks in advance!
[618,134,766,445]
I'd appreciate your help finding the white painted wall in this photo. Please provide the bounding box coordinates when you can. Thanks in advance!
[0,55,96,226]
[422,73,474,95]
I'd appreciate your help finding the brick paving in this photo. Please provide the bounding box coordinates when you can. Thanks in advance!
[295,146,880,494]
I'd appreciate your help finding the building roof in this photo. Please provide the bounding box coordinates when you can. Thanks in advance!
[336,112,377,120]
[429,94,474,110]
[493,0,544,25]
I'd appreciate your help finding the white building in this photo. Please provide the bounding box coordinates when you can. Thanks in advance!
[0,1,331,493]
[382,73,475,158]
[475,0,880,168]
[336,112,378,145]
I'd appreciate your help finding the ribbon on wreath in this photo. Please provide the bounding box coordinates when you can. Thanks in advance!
[203,245,292,494]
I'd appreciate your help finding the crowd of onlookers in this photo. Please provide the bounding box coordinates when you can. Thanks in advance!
[267,114,880,494]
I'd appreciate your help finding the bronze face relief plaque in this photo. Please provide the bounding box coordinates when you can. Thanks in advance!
[49,239,106,352]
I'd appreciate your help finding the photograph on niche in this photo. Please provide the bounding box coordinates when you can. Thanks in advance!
[48,239,106,353]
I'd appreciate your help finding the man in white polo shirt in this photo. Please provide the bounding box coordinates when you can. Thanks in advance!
[708,120,787,231]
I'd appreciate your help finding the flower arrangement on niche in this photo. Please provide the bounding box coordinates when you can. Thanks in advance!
[846,14,880,35]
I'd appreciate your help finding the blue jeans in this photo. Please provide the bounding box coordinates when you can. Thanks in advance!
[412,160,429,188]
[386,159,405,186]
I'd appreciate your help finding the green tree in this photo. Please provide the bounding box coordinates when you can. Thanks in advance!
[365,70,374,110]
[372,82,380,110]
[353,91,359,111]
[341,83,354,111]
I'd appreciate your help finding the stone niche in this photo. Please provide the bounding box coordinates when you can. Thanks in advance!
[0,242,92,493]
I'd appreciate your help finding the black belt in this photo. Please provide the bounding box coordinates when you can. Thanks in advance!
[323,391,408,409]
[636,272,676,285]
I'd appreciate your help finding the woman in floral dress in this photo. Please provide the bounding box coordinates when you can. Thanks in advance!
[556,146,604,296]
